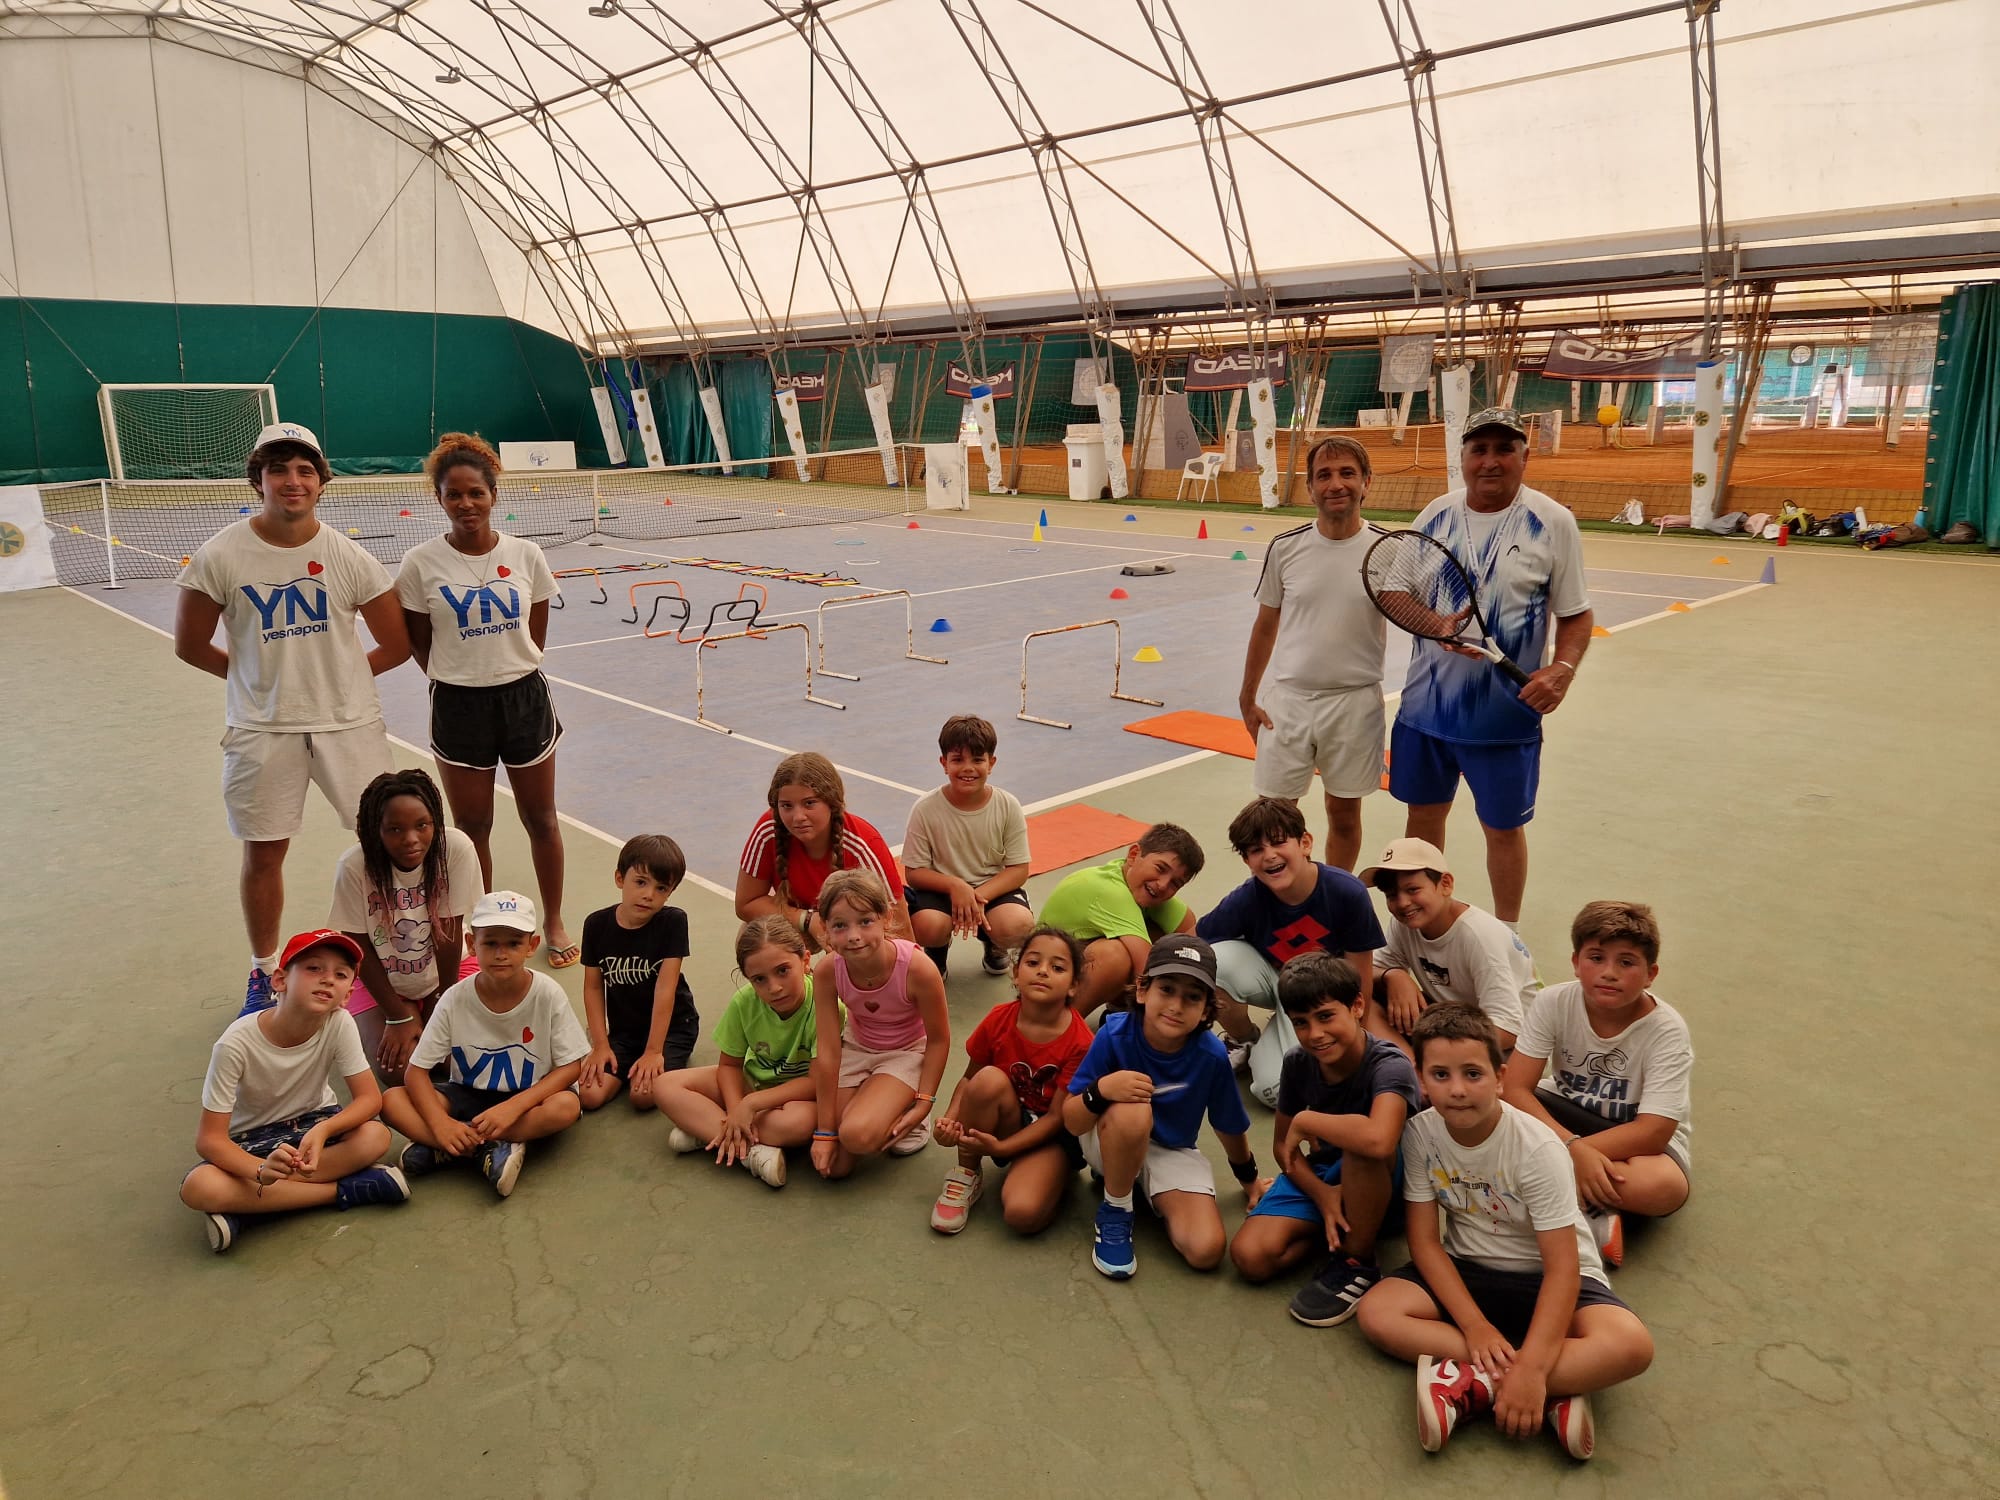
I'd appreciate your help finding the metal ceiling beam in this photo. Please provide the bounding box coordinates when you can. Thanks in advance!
[1686,0,1728,355]
[1376,0,1470,358]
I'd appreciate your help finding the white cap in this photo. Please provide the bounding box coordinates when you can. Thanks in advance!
[469,890,539,933]
[250,421,326,463]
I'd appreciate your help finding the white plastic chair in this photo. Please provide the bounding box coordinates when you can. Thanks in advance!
[1176,450,1223,503]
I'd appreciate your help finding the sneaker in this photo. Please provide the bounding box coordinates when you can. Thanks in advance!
[667,1126,704,1154]
[1226,1041,1253,1075]
[980,936,1010,976]
[887,1119,930,1156]
[335,1165,411,1211]
[1546,1393,1596,1460]
[398,1141,447,1177]
[930,1167,984,1233]
[1590,1209,1626,1268]
[743,1144,786,1188]
[239,965,274,1016]
[481,1140,525,1198]
[1288,1256,1381,1327]
[1091,1200,1137,1279]
[1416,1355,1494,1452]
[204,1212,245,1254]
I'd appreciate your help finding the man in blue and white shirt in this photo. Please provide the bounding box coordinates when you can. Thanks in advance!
[1389,408,1593,926]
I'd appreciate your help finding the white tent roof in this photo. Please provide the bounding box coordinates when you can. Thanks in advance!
[6,0,1995,352]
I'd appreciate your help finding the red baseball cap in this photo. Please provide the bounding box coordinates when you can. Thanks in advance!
[279,928,365,969]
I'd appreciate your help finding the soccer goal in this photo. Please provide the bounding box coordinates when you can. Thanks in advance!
[97,384,280,480]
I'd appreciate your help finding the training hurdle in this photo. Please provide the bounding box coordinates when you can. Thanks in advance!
[694,621,845,736]
[1018,619,1164,730]
[630,580,688,637]
[814,589,950,682]
[550,567,606,609]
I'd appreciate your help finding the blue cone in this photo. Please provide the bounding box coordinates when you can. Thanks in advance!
[1038,508,1049,527]
[1759,558,1777,584]
[1124,513,1138,522]
[930,618,953,633]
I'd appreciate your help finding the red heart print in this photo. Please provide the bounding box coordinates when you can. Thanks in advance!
[863,1000,879,1012]
[496,565,511,578]
[306,560,324,576]
[522,1026,534,1043]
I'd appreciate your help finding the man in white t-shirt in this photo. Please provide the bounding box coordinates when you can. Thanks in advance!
[175,423,410,1014]
[1388,409,1594,924]
[1239,436,1387,872]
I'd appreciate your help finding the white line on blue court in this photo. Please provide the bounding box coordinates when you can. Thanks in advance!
[865,515,1262,558]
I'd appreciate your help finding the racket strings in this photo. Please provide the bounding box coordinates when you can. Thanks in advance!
[1364,534,1474,640]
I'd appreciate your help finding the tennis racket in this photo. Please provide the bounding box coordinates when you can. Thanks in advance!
[1362,527,1531,687]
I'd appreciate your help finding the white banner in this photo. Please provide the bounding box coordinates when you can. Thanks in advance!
[1070,358,1109,406]
[0,487,59,593]
[1441,364,1472,490]
[864,382,898,484]
[1248,375,1280,509]
[589,386,625,466]
[924,444,969,510]
[629,387,666,468]
[970,391,1006,493]
[1094,382,1130,501]
[774,387,811,481]
[1691,360,1723,529]
[499,441,576,472]
[697,385,733,475]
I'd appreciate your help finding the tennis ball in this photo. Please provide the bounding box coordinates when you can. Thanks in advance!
[1596,405,1620,428]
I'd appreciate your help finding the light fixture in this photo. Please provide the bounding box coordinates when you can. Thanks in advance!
[587,0,617,15]
[435,66,463,83]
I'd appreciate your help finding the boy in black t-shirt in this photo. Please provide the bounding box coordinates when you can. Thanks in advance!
[1230,951,1423,1327]
[579,834,696,1111]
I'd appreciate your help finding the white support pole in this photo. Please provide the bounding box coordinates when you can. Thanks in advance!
[1392,389,1414,443]
[774,388,811,481]
[1441,364,1472,491]
[1829,369,1849,428]
[971,389,1006,494]
[1248,375,1281,509]
[100,480,120,589]
[697,385,733,474]
[590,386,625,466]
[1570,382,1582,423]
[863,381,898,484]
[629,386,666,468]
[1095,382,1130,501]
[1221,389,1244,469]
[1690,360,1723,529]
[1500,371,1520,409]
[1885,381,1909,448]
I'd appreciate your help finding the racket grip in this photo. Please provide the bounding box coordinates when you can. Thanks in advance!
[1497,656,1532,688]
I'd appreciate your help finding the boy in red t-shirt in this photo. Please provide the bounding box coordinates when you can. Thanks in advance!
[929,927,1093,1236]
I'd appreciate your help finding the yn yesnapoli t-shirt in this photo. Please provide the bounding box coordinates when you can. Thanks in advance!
[1253,523,1388,692]
[1197,864,1385,970]
[1275,1035,1424,1165]
[964,1000,1094,1116]
[202,1008,370,1135]
[1039,860,1188,944]
[711,976,843,1089]
[1375,904,1538,1038]
[1066,1010,1250,1151]
[902,786,1031,885]
[327,827,483,1004]
[177,520,393,731]
[1517,980,1694,1171]
[738,809,904,909]
[581,904,695,1050]
[1402,1101,1609,1286]
[410,971,591,1094]
[395,533,558,687]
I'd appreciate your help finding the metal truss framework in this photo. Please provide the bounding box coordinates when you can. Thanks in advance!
[1685,0,1729,356]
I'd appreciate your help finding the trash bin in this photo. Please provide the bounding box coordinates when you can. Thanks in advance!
[1063,423,1108,501]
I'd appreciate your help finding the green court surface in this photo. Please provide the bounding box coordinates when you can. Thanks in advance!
[3,502,1996,1499]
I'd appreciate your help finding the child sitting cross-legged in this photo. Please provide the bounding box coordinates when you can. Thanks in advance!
[1354,1005,1654,1462]
[1062,934,1263,1279]
[382,891,589,1198]
[1229,952,1422,1329]
[928,925,1094,1236]
[181,929,409,1254]
[655,916,840,1190]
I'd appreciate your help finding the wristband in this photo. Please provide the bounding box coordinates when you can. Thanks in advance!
[1230,1156,1260,1184]
[812,1130,839,1140]
[914,1092,936,1104]
[1083,1083,1111,1116]
[1554,659,1579,672]
[381,1014,415,1026]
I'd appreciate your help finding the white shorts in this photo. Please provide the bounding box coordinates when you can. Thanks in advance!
[1252,681,1386,800]
[1078,1127,1216,1199]
[220,723,395,842]
[837,1037,925,1092]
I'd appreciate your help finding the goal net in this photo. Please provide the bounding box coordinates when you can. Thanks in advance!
[98,384,280,480]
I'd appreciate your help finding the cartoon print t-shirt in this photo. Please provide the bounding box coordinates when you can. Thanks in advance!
[409,970,591,1095]
[963,1000,1094,1116]
[178,520,393,731]
[395,533,558,687]
[327,827,483,1003]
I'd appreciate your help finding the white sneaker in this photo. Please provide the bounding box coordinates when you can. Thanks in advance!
[887,1119,931,1156]
[667,1126,703,1153]
[930,1167,984,1233]
[1226,1041,1253,1075]
[743,1144,786,1188]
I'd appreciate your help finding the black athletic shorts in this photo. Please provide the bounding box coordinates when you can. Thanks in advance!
[609,1004,699,1078]
[1385,1253,1630,1347]
[906,887,1032,924]
[430,671,562,771]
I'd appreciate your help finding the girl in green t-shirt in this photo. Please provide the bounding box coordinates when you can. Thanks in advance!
[655,916,832,1190]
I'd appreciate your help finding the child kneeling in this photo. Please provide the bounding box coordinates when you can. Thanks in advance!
[1062,935,1261,1279]
[656,917,836,1189]
[181,930,409,1253]
[382,892,589,1198]
[1354,1006,1653,1461]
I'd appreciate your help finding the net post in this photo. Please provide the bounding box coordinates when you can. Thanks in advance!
[1018,618,1162,730]
[695,621,845,736]
[99,480,122,590]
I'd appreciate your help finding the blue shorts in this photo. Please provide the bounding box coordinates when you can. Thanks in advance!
[1246,1153,1405,1223]
[184,1105,344,1183]
[1389,721,1541,830]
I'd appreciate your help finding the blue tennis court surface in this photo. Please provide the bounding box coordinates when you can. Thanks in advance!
[86,511,1756,890]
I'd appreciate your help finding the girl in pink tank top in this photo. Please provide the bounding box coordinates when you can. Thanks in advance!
[810,870,949,1180]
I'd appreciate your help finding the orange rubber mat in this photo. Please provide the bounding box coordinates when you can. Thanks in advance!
[1122,709,1256,759]
[1026,804,1152,876]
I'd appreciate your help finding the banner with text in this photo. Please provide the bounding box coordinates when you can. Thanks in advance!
[1185,348,1288,391]
[1541,332,1704,382]
[944,362,1015,399]
[774,370,826,402]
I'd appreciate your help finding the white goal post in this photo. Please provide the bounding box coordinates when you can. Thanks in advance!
[98,383,280,480]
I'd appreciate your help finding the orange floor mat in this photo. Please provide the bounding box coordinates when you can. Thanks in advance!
[1026,804,1151,876]
[1123,709,1256,759]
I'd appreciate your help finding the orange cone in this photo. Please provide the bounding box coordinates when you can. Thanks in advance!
[1197,519,1209,540]
[1109,587,1129,600]
[907,520,920,529]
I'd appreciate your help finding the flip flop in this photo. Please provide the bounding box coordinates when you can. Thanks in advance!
[546,941,582,970]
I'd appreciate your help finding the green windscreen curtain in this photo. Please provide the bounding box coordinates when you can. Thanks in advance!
[717,357,774,474]
[653,361,716,466]
[1924,283,1999,545]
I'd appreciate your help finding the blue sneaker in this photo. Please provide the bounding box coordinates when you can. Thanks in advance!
[1092,1200,1137,1279]
[238,966,274,1016]
[398,1141,448,1177]
[481,1140,525,1198]
[335,1165,411,1211]
[204,1212,245,1254]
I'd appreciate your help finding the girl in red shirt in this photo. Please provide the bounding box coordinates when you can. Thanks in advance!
[734,752,909,948]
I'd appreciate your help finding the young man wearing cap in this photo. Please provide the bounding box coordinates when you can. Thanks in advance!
[1362,836,1537,1054]
[1062,934,1265,1280]
[176,423,410,1015]
[1238,436,1385,872]
[1387,409,1592,925]
[180,928,410,1254]
[381,891,589,1198]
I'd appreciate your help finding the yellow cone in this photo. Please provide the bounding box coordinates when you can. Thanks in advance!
[1133,645,1163,662]
[1711,555,1729,565]
[1591,625,1611,638]
[1032,523,1044,541]
[1668,601,1692,613]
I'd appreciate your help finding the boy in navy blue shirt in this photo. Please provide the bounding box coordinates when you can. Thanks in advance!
[1063,934,1262,1279]
[1198,798,1384,1108]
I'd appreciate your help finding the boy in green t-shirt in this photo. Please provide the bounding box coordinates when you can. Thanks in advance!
[655,917,841,1190]
[1040,824,1205,1018]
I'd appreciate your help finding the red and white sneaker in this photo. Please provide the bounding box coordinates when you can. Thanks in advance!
[1546,1393,1596,1460]
[929,1166,984,1233]
[1416,1355,1494,1452]
[1590,1209,1626,1268]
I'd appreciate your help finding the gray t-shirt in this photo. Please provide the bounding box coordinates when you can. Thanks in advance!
[1254,523,1386,693]
[902,786,1030,886]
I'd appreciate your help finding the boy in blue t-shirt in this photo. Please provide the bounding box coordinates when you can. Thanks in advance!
[1062,934,1261,1280]
[1198,798,1384,1107]
[1229,952,1422,1328]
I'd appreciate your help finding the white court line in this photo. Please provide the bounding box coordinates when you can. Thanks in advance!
[865,514,1261,558]
[59,586,738,898]
[1598,577,1771,633]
